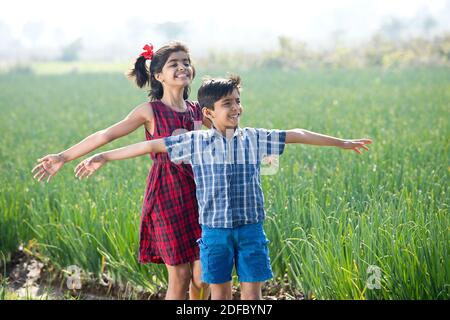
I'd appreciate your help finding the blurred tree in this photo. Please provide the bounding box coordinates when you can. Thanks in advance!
[60,38,83,61]
[380,17,406,41]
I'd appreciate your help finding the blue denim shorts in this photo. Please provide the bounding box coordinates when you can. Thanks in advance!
[197,221,273,284]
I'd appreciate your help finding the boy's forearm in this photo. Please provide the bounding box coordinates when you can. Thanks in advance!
[286,129,345,147]
[101,139,166,162]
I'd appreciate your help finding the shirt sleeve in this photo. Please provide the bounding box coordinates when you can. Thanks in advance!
[163,132,194,164]
[255,128,287,160]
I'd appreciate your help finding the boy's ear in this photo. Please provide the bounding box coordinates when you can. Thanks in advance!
[202,107,215,119]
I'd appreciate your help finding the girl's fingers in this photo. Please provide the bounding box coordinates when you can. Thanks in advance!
[47,174,54,183]
[353,147,362,154]
[34,169,46,180]
[37,171,47,182]
[38,156,50,162]
[32,162,45,173]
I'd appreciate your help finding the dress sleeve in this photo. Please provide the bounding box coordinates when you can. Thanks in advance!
[192,101,204,122]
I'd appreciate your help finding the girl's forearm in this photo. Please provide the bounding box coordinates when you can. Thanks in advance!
[286,129,345,147]
[59,131,111,162]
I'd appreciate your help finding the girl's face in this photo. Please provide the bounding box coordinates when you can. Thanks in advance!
[155,51,193,88]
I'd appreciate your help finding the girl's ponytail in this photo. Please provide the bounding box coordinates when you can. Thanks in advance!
[127,55,149,88]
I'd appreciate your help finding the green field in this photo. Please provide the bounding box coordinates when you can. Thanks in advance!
[0,67,449,299]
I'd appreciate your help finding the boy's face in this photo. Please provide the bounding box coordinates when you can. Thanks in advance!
[204,88,243,134]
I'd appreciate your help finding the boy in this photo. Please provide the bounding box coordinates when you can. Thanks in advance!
[75,75,372,300]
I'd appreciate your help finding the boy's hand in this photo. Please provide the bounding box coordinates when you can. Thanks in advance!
[32,154,65,183]
[340,139,372,154]
[74,154,107,180]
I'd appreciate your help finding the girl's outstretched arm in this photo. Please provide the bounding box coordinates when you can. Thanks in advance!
[285,129,372,154]
[32,103,153,182]
[74,139,167,180]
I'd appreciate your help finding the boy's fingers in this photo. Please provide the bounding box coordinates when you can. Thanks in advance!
[74,163,83,173]
[78,167,89,180]
[353,147,362,154]
[75,163,86,177]
[75,167,84,178]
[80,170,90,180]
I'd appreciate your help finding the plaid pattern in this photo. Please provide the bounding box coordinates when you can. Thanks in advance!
[164,127,287,228]
[139,100,203,265]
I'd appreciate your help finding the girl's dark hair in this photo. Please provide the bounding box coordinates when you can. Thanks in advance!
[127,41,195,101]
[197,75,242,110]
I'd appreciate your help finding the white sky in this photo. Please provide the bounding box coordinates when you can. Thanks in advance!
[1,0,449,58]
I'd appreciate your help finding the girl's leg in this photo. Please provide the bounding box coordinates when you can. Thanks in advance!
[165,263,192,300]
[210,282,233,300]
[240,282,263,300]
[189,259,210,300]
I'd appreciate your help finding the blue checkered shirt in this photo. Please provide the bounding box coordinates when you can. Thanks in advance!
[163,127,287,228]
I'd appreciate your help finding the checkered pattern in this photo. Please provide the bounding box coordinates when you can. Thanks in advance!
[164,127,287,228]
[138,100,203,266]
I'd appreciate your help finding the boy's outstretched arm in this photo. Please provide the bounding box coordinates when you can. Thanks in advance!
[74,139,167,179]
[285,129,372,154]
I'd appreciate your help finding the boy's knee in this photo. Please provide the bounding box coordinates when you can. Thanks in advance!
[241,292,262,300]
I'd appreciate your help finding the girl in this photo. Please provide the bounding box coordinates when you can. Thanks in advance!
[31,41,211,300]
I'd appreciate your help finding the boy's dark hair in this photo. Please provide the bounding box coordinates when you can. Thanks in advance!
[127,41,195,101]
[197,75,242,110]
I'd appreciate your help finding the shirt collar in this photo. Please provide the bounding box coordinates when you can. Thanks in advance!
[210,125,244,140]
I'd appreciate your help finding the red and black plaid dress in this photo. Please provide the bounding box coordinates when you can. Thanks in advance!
[139,100,203,266]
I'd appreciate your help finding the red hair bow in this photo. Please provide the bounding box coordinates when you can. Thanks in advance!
[140,44,154,60]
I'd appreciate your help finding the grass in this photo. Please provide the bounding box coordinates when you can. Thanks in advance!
[0,66,448,299]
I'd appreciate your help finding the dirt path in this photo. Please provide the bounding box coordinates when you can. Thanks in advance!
[1,249,303,300]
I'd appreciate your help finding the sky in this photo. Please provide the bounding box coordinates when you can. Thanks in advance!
[1,0,449,60]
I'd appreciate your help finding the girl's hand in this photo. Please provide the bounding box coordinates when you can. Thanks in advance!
[32,154,66,183]
[74,154,107,180]
[341,138,372,154]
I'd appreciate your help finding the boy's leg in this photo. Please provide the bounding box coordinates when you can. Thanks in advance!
[235,222,273,300]
[240,282,263,300]
[165,263,192,300]
[197,225,234,299]
[210,282,233,300]
[189,259,211,300]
